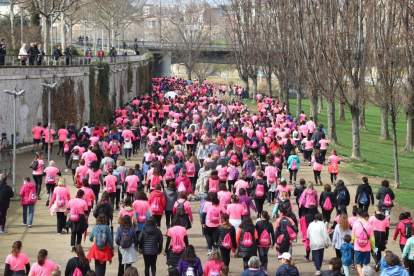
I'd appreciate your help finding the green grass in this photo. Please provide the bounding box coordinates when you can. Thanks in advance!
[246,98,414,209]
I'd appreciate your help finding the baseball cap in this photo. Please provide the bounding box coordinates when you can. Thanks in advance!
[280,177,287,183]
[281,252,291,260]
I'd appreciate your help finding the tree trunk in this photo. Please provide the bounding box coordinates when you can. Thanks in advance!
[318,95,323,113]
[60,11,66,49]
[390,110,400,188]
[296,88,302,120]
[404,111,414,151]
[43,15,49,55]
[380,102,391,140]
[187,66,192,80]
[359,99,366,129]
[9,4,16,50]
[351,107,362,159]
[309,92,318,125]
[327,100,338,144]
[251,77,258,100]
[339,101,346,121]
[278,76,285,103]
[266,74,272,97]
[284,83,290,114]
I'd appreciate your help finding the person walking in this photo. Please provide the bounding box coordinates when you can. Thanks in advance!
[173,191,193,230]
[138,216,163,276]
[255,211,275,273]
[351,211,375,276]
[236,217,258,270]
[49,178,71,234]
[333,180,350,215]
[0,174,14,233]
[203,248,224,276]
[165,217,188,268]
[44,160,62,206]
[31,152,45,199]
[307,213,330,275]
[115,215,138,276]
[64,244,91,276]
[164,181,177,229]
[28,249,57,276]
[355,177,374,212]
[275,253,300,276]
[202,192,227,255]
[251,172,268,219]
[332,214,352,259]
[320,184,337,223]
[287,150,300,186]
[19,177,38,228]
[217,213,237,267]
[4,241,31,276]
[66,190,89,250]
[376,180,395,221]
[148,184,166,227]
[18,43,28,65]
[177,245,204,276]
[368,205,390,271]
[93,192,114,226]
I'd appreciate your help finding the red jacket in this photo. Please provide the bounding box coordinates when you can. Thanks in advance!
[148,190,166,215]
[175,176,193,196]
[394,219,414,245]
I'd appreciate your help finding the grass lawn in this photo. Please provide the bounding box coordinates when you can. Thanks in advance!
[246,98,414,209]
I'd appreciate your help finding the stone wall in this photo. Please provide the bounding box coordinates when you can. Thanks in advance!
[0,57,152,143]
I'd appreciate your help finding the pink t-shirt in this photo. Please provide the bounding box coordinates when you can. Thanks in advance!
[32,126,43,139]
[32,159,45,175]
[226,203,244,220]
[104,175,117,194]
[276,185,291,199]
[368,216,389,232]
[133,200,150,214]
[80,187,94,207]
[67,198,88,215]
[87,169,102,185]
[82,151,97,166]
[29,260,57,276]
[348,216,359,228]
[44,166,59,184]
[217,191,232,209]
[58,129,69,142]
[204,260,224,276]
[5,253,30,271]
[319,139,328,150]
[76,165,88,180]
[234,180,249,196]
[167,225,187,250]
[202,202,227,228]
[352,220,374,252]
[125,175,139,193]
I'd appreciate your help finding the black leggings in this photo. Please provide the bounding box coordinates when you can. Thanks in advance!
[32,175,43,196]
[330,173,337,184]
[95,260,107,276]
[46,184,56,198]
[153,215,162,227]
[258,247,270,270]
[322,209,333,223]
[289,169,298,182]
[320,150,327,163]
[165,210,173,229]
[205,226,218,250]
[254,198,265,219]
[143,254,157,276]
[227,179,236,193]
[267,191,275,203]
[58,141,64,154]
[358,203,369,212]
[71,231,82,246]
[406,259,414,276]
[56,212,67,233]
[314,170,321,183]
[220,247,231,266]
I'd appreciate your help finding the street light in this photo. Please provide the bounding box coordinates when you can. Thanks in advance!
[40,82,57,164]
[4,89,25,194]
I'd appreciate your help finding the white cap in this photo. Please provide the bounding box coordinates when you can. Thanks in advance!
[280,252,291,260]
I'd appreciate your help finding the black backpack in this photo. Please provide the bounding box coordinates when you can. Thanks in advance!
[119,228,132,248]
[403,222,412,239]
[176,200,186,216]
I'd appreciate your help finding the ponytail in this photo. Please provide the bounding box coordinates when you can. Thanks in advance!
[11,241,22,257]
[261,211,270,222]
[37,249,48,266]
[290,260,296,267]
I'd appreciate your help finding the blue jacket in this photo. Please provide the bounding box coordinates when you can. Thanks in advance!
[380,265,409,276]
[115,226,137,247]
[242,268,267,276]
[340,243,354,266]
[89,224,114,250]
[276,264,300,276]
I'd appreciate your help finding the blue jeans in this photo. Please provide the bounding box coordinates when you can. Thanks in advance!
[124,148,132,159]
[111,154,119,163]
[312,248,325,271]
[23,204,35,225]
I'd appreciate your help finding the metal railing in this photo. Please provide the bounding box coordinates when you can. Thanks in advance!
[0,53,149,67]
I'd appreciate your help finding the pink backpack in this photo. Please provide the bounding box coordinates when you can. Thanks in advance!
[242,201,249,216]
[242,230,253,247]
[165,166,174,179]
[383,194,393,207]
[242,152,248,162]
[222,232,232,249]
[267,166,276,184]
[259,229,271,246]
[251,141,258,149]
[255,183,265,197]
[356,222,369,247]
[64,143,70,153]
[323,197,333,211]
[137,204,147,223]
[106,179,115,193]
[72,267,83,276]
[274,155,282,164]
[105,163,112,174]
[287,226,298,241]
[111,141,120,154]
[150,197,161,213]
[260,145,266,155]
[209,208,220,224]
[209,179,219,193]
[56,191,65,207]
[291,160,297,170]
[171,228,185,253]
[70,206,80,222]
[218,168,227,181]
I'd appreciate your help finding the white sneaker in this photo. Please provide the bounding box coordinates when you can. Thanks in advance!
[21,223,27,226]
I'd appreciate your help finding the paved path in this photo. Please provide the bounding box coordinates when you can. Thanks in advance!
[0,146,404,276]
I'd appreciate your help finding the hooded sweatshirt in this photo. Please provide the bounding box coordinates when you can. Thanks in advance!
[0,181,14,210]
[379,265,409,276]
[394,219,414,245]
[163,187,178,211]
[148,190,166,215]
[275,264,300,276]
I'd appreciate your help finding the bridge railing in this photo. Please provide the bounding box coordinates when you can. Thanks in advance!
[0,53,148,67]
[138,41,235,51]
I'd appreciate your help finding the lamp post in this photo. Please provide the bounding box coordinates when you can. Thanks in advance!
[20,6,24,46]
[4,89,25,194]
[40,82,57,164]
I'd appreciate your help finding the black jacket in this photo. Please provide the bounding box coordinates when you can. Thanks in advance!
[238,225,257,258]
[217,225,237,249]
[320,191,337,209]
[65,257,91,276]
[93,201,114,223]
[376,187,395,208]
[255,220,276,246]
[138,225,163,255]
[293,185,306,204]
[251,179,268,200]
[355,184,374,205]
[333,185,350,206]
[0,181,14,209]
[257,143,269,156]
[321,270,344,276]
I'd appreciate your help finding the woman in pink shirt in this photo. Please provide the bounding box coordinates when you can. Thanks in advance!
[49,178,70,234]
[203,248,225,276]
[368,205,390,259]
[31,153,45,200]
[74,159,88,188]
[28,249,57,276]
[217,183,232,209]
[227,194,244,231]
[80,179,95,215]
[19,177,37,228]
[328,150,340,186]
[311,149,324,186]
[165,216,189,267]
[318,134,329,164]
[85,166,103,206]
[4,241,30,276]
[57,126,69,156]
[44,160,62,206]
[173,191,193,230]
[31,122,43,152]
[67,190,89,248]
[104,168,118,207]
[202,193,227,254]
[234,174,249,196]
[125,168,139,199]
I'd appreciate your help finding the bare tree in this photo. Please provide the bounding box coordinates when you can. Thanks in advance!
[193,63,219,80]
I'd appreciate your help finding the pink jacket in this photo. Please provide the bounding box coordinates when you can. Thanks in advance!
[394,219,414,245]
[19,182,37,205]
[175,176,193,195]
[49,186,71,214]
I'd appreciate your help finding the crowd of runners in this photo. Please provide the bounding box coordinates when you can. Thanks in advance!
[0,77,412,276]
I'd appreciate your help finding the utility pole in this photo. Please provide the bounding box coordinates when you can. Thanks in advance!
[20,6,23,46]
[159,0,162,46]
[40,82,57,165]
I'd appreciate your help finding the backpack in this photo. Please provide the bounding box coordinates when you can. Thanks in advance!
[251,141,258,149]
[286,226,297,242]
[209,179,219,193]
[356,222,370,247]
[222,232,233,249]
[96,226,108,250]
[187,133,193,143]
[337,189,347,201]
[177,181,186,193]
[64,143,70,153]
[119,228,132,248]
[29,160,39,170]
[274,155,282,164]
[72,267,83,276]
[150,197,162,213]
[242,201,249,216]
[70,206,80,222]
[259,229,271,246]
[403,222,413,239]
[230,167,239,180]
[259,145,266,155]
[120,172,125,184]
[255,183,265,197]
[111,141,119,154]
[245,139,251,148]
[208,264,221,276]
[171,229,185,253]
[323,197,333,211]
[218,168,227,181]
[209,208,220,224]
[45,172,56,184]
[105,162,112,174]
[242,230,253,247]
[242,152,248,162]
[56,191,66,207]
[291,160,297,170]
[71,133,77,140]
[383,194,393,207]
[359,192,368,205]
[213,149,219,158]
[267,167,276,184]
[186,263,195,276]
[176,200,186,216]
